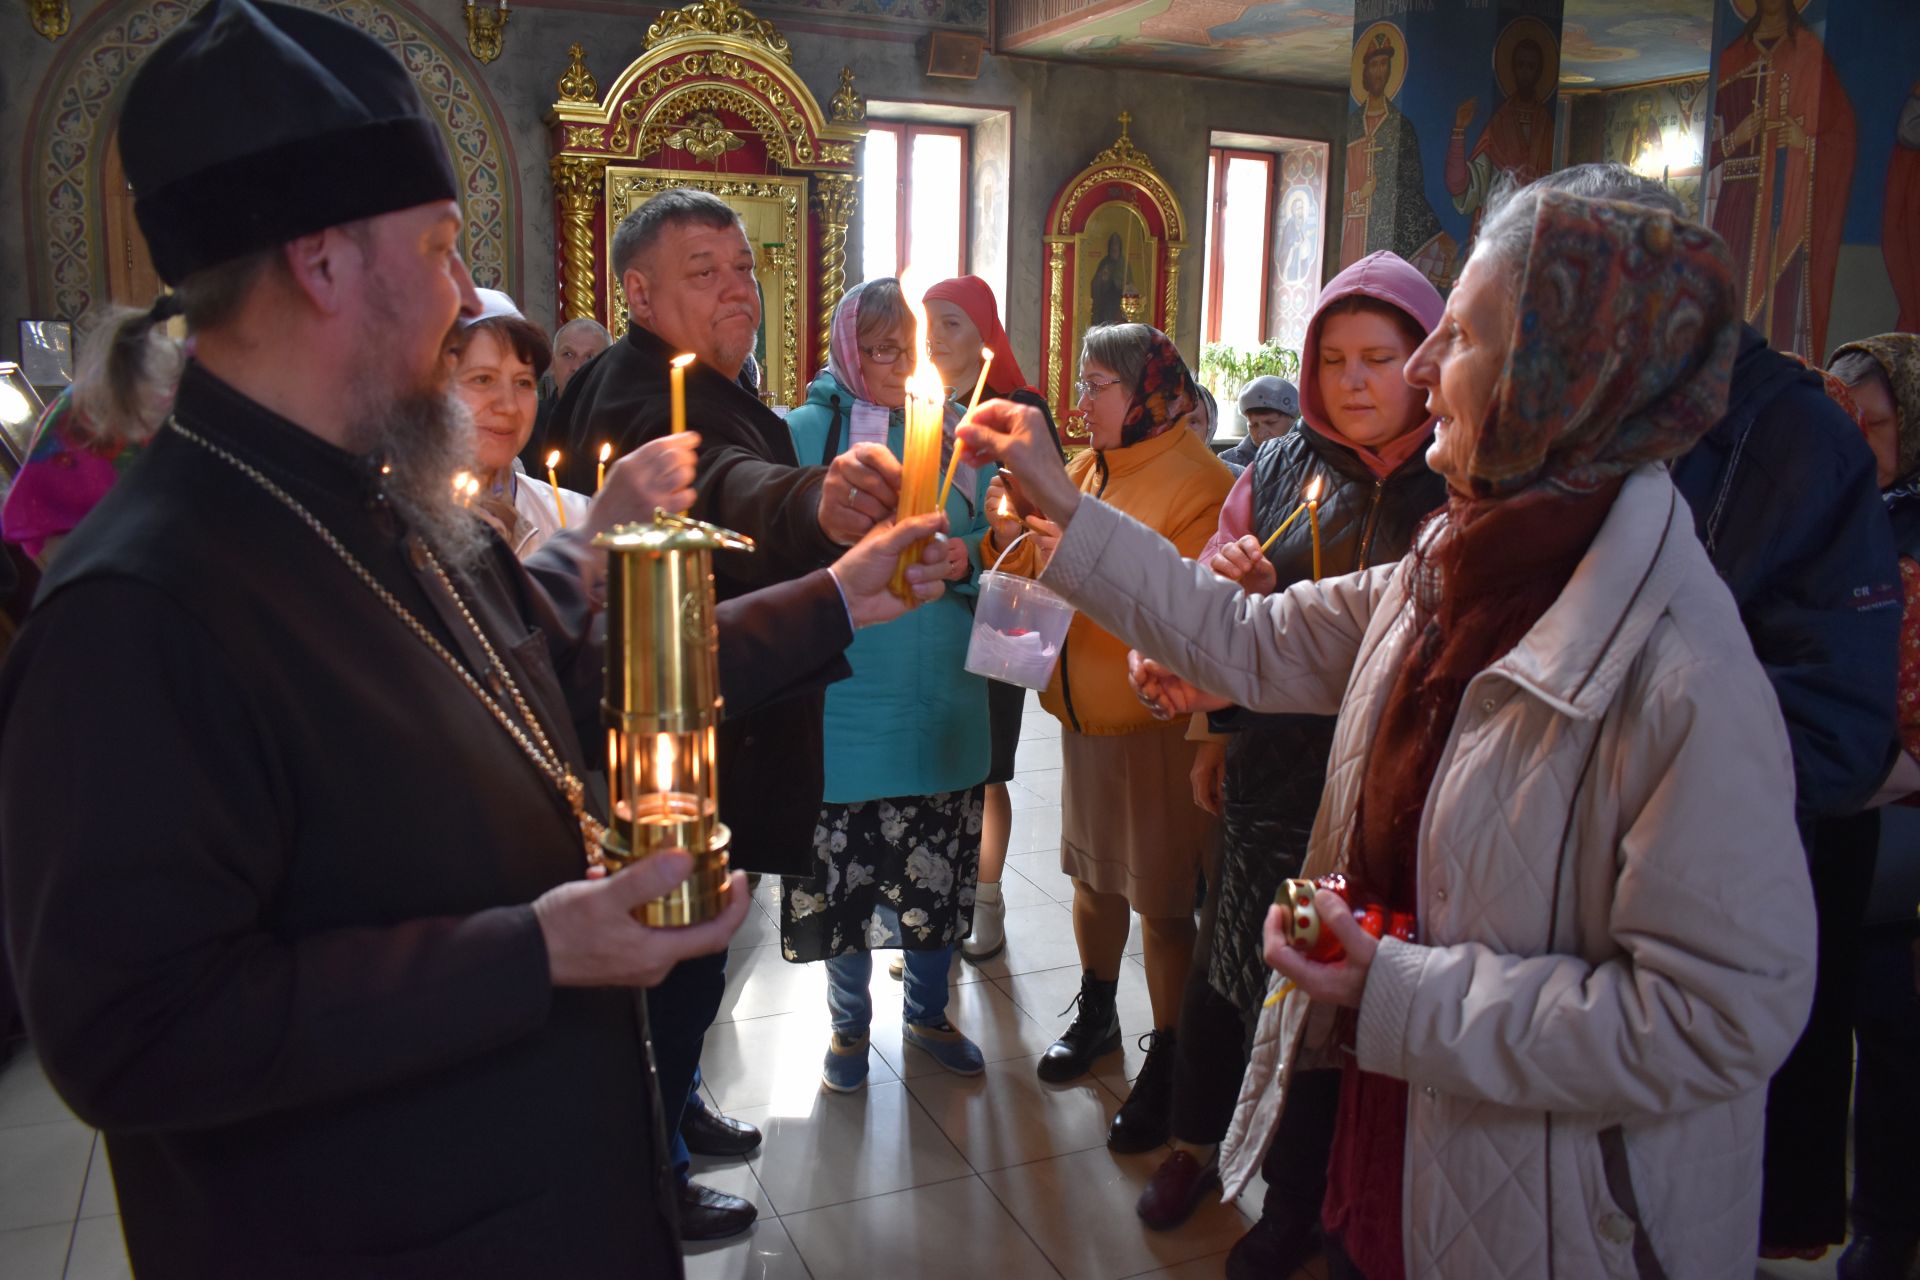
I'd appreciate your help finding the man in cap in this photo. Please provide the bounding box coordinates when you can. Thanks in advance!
[0,2,946,1275]
[1219,375,1300,473]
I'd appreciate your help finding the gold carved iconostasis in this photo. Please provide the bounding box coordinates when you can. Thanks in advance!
[546,0,866,407]
[1040,114,1185,442]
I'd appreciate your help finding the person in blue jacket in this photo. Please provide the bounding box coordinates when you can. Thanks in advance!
[1539,164,1901,1261]
[782,278,996,1090]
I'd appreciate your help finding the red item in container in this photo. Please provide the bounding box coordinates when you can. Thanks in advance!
[1273,874,1416,963]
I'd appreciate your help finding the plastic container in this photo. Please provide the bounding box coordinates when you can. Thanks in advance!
[964,533,1076,691]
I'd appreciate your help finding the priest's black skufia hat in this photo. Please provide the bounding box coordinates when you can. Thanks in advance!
[120,0,459,285]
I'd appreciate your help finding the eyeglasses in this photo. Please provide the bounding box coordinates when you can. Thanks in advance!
[1074,375,1123,400]
[861,343,908,366]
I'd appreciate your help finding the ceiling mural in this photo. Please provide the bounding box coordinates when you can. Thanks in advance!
[996,0,1712,89]
[1559,0,1714,87]
[753,0,988,29]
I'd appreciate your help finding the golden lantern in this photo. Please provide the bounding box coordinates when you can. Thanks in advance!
[594,510,754,925]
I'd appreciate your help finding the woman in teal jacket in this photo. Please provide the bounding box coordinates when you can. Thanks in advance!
[782,278,996,1091]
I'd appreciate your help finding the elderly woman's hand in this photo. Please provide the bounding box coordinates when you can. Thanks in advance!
[1261,889,1377,1009]
[1210,535,1278,595]
[1127,650,1230,719]
[959,401,1081,527]
[1025,514,1063,565]
[585,432,700,536]
[820,442,902,546]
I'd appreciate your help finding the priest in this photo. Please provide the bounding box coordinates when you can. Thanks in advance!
[0,3,944,1276]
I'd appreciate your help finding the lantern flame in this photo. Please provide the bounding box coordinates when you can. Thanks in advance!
[654,732,676,793]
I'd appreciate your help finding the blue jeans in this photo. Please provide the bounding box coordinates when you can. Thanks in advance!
[826,949,953,1034]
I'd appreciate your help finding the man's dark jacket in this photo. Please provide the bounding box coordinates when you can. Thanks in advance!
[548,325,843,874]
[1670,325,1901,820]
[0,364,852,1277]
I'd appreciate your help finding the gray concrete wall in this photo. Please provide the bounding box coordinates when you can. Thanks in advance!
[0,0,1344,393]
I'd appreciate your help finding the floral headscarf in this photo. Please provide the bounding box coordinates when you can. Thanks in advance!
[1830,334,1920,482]
[1114,326,1202,449]
[1462,190,1740,499]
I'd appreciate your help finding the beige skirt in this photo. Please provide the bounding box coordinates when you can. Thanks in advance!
[1060,722,1218,918]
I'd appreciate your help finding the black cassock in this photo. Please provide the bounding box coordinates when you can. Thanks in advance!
[0,363,851,1278]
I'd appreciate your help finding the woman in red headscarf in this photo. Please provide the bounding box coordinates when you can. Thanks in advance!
[922,276,1061,966]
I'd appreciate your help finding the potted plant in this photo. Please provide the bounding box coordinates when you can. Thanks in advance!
[1199,341,1301,437]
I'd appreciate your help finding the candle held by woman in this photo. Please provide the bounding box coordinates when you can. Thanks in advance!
[669,353,695,434]
[1306,474,1323,580]
[544,449,567,528]
[936,345,996,512]
[596,442,611,494]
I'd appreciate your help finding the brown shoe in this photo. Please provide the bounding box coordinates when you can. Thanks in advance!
[1135,1148,1220,1231]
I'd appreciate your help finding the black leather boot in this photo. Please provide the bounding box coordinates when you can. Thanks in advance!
[1038,970,1121,1083]
[1107,1029,1177,1152]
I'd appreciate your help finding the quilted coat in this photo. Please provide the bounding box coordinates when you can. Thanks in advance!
[1040,464,1816,1280]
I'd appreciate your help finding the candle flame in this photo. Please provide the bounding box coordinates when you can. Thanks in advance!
[671,353,697,370]
[654,733,676,791]
[1306,475,1324,503]
[452,469,471,493]
[546,449,562,470]
[598,442,612,463]
[997,493,1012,519]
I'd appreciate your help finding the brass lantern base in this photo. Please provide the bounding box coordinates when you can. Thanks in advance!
[600,822,733,927]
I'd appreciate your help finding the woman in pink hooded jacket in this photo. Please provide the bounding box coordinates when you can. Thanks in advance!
[1130,256,1450,1274]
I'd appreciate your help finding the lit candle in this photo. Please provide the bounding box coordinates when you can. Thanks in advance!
[1307,475,1323,581]
[596,442,611,494]
[545,449,567,528]
[452,470,473,507]
[997,493,1013,520]
[888,276,949,602]
[670,353,695,434]
[1258,499,1309,555]
[936,346,995,512]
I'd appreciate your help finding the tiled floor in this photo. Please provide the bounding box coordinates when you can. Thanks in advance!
[0,691,1852,1279]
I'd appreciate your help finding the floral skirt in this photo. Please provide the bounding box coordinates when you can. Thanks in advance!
[779,787,985,963]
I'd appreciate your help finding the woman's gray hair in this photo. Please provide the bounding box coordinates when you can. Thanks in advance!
[1081,323,1155,395]
[1469,163,1694,293]
[1467,177,1545,290]
[1830,349,1890,396]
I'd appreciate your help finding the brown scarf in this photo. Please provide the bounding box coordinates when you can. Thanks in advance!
[1323,478,1622,1280]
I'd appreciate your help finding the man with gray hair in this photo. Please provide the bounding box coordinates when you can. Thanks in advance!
[1532,162,1898,1260]
[545,186,903,1241]
[523,315,610,469]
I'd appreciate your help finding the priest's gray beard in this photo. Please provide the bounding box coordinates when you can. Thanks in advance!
[352,383,492,573]
[342,291,491,572]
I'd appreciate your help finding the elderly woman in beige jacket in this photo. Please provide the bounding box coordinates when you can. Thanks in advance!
[957,187,1816,1280]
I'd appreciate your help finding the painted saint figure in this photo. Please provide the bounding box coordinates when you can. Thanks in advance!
[1277,189,1320,287]
[1091,231,1129,327]
[1623,94,1663,174]
[1446,28,1559,234]
[1885,82,1920,333]
[1706,0,1856,359]
[1340,27,1446,279]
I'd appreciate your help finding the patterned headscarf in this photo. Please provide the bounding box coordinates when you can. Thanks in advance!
[1116,326,1202,448]
[1462,190,1740,498]
[1830,334,1920,482]
[826,278,885,405]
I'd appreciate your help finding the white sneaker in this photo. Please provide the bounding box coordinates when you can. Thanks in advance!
[962,881,1006,963]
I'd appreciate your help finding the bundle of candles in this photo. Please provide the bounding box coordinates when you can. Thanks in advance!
[890,289,997,601]
[1258,474,1324,580]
